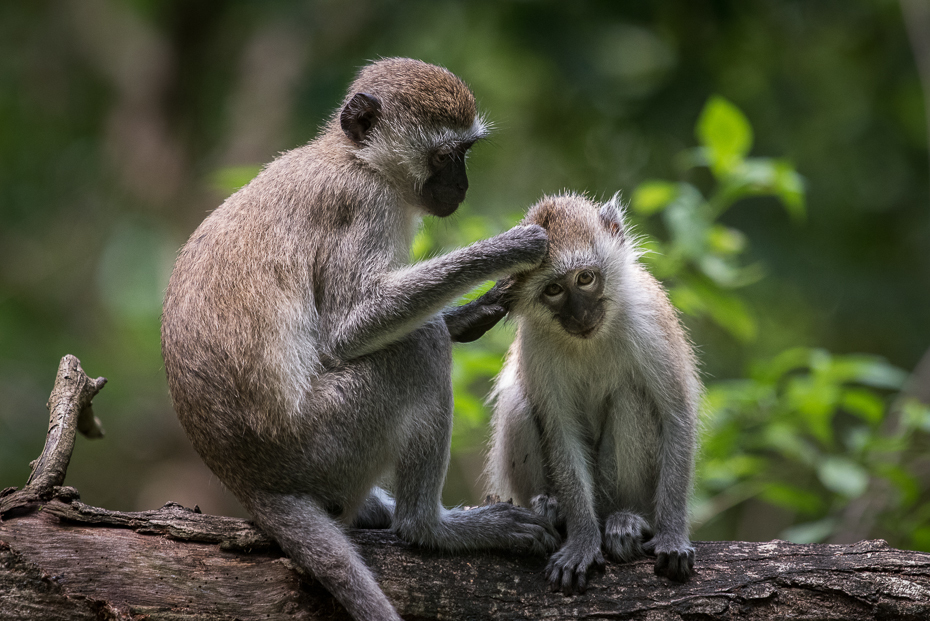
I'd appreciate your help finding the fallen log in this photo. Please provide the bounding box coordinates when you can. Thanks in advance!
[2,356,930,620]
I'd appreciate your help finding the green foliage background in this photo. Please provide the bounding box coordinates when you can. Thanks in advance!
[2,0,929,548]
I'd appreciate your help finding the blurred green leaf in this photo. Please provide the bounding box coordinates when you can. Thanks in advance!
[677,276,757,342]
[696,96,753,177]
[817,456,869,498]
[411,227,435,262]
[707,225,747,255]
[840,388,885,425]
[824,355,909,390]
[772,159,807,222]
[631,180,678,215]
[663,183,709,259]
[780,518,838,544]
[209,164,263,195]
[902,399,930,433]
[760,482,826,515]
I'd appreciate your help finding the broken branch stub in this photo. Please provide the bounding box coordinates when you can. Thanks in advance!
[25,354,107,495]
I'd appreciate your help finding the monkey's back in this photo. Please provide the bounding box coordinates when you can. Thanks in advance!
[160,137,407,447]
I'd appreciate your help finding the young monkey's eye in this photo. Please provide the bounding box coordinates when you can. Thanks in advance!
[577,270,596,286]
[544,283,564,297]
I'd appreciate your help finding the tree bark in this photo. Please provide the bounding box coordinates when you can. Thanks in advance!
[3,356,930,620]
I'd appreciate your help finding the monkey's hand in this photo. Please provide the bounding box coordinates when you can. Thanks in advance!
[545,527,605,595]
[643,534,695,582]
[491,224,549,271]
[444,279,515,343]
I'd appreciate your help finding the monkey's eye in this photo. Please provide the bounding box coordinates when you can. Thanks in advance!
[576,270,596,287]
[543,283,564,297]
[430,149,453,170]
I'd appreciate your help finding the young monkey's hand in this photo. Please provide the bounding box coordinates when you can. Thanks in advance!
[444,278,516,343]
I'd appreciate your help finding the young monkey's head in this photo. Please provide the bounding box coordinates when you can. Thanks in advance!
[508,193,637,341]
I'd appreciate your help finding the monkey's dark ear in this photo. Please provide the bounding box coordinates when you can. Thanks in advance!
[341,93,382,145]
[598,196,627,241]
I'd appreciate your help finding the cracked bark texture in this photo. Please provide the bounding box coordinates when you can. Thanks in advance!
[2,493,930,620]
[3,355,930,619]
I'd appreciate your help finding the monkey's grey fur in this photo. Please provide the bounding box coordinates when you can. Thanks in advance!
[161,58,558,621]
[485,193,701,594]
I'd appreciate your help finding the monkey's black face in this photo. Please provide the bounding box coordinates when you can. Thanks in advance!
[540,268,607,338]
[420,143,473,217]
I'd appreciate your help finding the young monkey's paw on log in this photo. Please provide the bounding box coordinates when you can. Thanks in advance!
[643,536,695,582]
[545,535,605,596]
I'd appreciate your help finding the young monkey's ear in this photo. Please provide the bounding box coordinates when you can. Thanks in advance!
[340,92,382,145]
[598,194,627,241]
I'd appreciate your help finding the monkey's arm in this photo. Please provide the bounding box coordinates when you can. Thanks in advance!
[331,227,545,359]
[647,384,697,581]
[538,408,605,595]
[638,329,699,582]
[442,278,515,343]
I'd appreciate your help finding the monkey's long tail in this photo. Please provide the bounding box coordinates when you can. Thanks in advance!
[248,492,401,621]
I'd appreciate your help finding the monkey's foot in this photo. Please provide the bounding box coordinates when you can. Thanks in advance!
[405,502,560,557]
[643,535,695,582]
[603,511,652,562]
[545,532,605,596]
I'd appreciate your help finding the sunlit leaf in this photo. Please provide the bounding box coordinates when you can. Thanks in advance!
[840,388,885,425]
[631,180,679,215]
[707,225,747,255]
[696,95,753,177]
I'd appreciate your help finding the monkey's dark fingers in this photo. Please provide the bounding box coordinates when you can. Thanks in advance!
[445,304,507,343]
[654,548,695,582]
[545,546,604,595]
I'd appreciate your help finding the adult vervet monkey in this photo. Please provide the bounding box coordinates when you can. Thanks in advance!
[162,58,558,621]
[484,193,700,594]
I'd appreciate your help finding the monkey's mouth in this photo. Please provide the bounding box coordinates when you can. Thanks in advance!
[422,189,466,217]
[561,321,603,339]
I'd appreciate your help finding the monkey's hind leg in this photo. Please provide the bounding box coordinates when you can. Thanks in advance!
[390,401,559,556]
[248,491,401,621]
[603,510,653,563]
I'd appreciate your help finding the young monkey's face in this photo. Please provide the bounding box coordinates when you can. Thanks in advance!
[536,265,607,339]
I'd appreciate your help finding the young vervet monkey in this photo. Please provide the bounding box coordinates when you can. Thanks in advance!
[484,192,701,594]
[161,58,558,621]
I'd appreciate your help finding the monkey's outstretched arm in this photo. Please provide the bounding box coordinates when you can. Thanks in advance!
[443,278,515,343]
[332,226,546,359]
